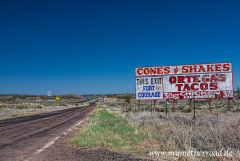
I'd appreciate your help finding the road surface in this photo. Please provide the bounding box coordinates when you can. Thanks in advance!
[0,102,96,161]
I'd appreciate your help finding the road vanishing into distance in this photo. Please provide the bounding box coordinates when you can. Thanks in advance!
[0,102,96,161]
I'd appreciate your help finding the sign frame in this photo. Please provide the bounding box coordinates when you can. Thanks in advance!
[135,62,234,100]
[135,76,164,100]
[135,62,232,76]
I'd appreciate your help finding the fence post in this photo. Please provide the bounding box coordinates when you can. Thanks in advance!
[193,94,195,120]
[209,98,212,113]
[228,98,231,111]
[190,99,192,112]
[173,99,175,112]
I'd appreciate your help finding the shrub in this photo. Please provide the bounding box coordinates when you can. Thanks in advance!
[36,105,42,109]
[75,103,79,106]
[163,108,170,113]
[59,103,67,106]
[182,108,191,113]
[215,105,221,108]
[178,105,185,110]
[233,108,240,113]
[224,109,230,112]
[16,105,28,109]
[124,92,132,103]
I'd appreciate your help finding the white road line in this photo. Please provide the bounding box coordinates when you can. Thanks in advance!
[26,107,96,161]
[35,136,60,154]
[67,108,96,132]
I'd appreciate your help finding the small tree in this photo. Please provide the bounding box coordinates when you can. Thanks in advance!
[36,96,41,100]
[124,92,132,104]
[65,93,74,99]
[7,95,13,101]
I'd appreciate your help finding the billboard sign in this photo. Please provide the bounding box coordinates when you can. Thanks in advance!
[103,98,116,102]
[135,62,232,76]
[135,62,233,100]
[135,76,164,100]
[163,73,233,99]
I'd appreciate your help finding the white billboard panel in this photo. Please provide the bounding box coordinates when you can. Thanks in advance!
[135,73,233,100]
[135,62,232,76]
[163,73,233,99]
[135,76,164,100]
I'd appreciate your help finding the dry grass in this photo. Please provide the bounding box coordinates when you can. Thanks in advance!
[128,111,240,160]
[0,101,89,119]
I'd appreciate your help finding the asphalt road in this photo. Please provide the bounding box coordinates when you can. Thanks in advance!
[0,103,96,161]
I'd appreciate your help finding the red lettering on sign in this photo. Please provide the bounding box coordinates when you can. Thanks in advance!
[176,84,183,91]
[207,65,214,72]
[144,68,149,75]
[150,68,156,74]
[185,76,192,83]
[218,74,226,81]
[164,67,170,74]
[189,66,197,73]
[137,68,143,75]
[191,83,199,90]
[223,64,230,71]
[183,84,191,91]
[210,83,218,90]
[200,83,208,90]
[210,74,218,82]
[157,67,163,74]
[182,66,189,73]
[169,76,176,83]
[202,75,210,82]
[198,65,206,73]
[177,76,185,83]
[193,75,200,82]
[215,64,221,71]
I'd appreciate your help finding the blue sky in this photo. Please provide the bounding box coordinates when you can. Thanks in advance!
[0,0,239,95]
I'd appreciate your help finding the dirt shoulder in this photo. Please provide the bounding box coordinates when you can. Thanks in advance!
[33,119,152,161]
[0,103,89,120]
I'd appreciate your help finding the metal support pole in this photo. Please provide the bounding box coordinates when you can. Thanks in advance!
[209,98,212,113]
[173,99,175,112]
[194,95,196,120]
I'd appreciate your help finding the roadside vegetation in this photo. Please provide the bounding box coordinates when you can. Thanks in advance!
[70,98,240,160]
[0,94,95,119]
[70,106,156,151]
